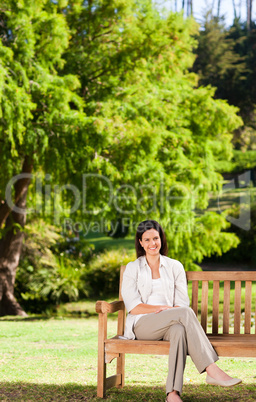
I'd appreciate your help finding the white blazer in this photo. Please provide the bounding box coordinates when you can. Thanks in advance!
[121,255,190,339]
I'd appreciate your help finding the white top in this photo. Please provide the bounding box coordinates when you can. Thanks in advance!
[121,255,190,339]
[134,277,167,325]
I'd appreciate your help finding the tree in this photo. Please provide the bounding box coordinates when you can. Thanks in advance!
[0,0,242,315]
[63,1,242,268]
[192,13,246,103]
[0,0,90,315]
[192,12,256,151]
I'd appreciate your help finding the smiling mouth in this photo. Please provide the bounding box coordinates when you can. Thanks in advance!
[149,247,157,250]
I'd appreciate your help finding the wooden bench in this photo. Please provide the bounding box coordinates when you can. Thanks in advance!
[95,266,256,398]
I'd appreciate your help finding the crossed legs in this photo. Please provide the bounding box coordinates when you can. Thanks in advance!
[134,307,219,397]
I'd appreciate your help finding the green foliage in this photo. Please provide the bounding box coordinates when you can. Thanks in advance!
[0,0,90,200]
[51,236,95,261]
[192,14,246,102]
[60,1,242,269]
[192,14,256,153]
[15,220,94,312]
[158,209,240,271]
[215,150,256,173]
[85,249,136,297]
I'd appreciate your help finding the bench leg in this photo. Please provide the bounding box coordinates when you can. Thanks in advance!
[97,356,106,397]
[116,353,125,388]
[97,308,126,397]
[97,354,124,397]
[97,313,107,397]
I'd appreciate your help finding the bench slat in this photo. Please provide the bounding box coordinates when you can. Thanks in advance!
[245,281,252,334]
[106,338,171,355]
[119,266,125,301]
[118,266,126,337]
[212,280,219,334]
[186,272,256,281]
[234,281,241,334]
[192,280,198,316]
[201,281,208,332]
[223,281,230,334]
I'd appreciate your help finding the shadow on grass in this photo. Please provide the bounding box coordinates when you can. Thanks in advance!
[0,315,54,322]
[0,382,90,401]
[0,382,255,401]
[0,311,106,321]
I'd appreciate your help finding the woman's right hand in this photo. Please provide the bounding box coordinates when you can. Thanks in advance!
[155,305,173,314]
[155,305,180,313]
[130,304,180,315]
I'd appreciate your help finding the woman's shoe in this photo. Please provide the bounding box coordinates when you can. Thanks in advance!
[206,374,242,387]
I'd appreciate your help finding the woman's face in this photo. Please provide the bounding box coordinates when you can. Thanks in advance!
[139,228,161,257]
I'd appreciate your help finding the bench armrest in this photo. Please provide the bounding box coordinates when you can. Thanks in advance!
[95,300,125,314]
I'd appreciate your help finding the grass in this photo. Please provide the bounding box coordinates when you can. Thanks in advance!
[0,316,255,401]
[84,232,135,254]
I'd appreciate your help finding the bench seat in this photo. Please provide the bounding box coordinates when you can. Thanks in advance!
[105,334,256,361]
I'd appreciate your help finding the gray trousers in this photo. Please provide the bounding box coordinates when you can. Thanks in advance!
[134,306,218,394]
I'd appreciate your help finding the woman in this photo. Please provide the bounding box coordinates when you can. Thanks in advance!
[121,220,241,402]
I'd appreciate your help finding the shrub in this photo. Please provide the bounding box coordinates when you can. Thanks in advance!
[84,249,136,298]
[51,236,94,260]
[15,220,94,313]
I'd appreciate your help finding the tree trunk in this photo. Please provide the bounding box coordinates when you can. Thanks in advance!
[232,0,237,20]
[217,0,221,18]
[187,0,192,16]
[0,156,32,316]
[247,0,252,31]
[0,160,33,228]
[239,0,242,19]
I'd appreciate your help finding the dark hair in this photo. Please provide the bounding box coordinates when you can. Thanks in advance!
[135,220,168,258]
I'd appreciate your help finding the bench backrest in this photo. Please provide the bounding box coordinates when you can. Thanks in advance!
[187,271,256,335]
[120,266,256,335]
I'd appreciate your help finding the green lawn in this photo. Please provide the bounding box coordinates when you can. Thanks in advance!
[0,317,255,401]
[84,231,135,254]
